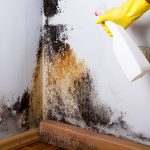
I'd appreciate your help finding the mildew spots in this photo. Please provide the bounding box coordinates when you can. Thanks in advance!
[13,89,30,129]
[43,0,61,17]
[43,24,68,61]
[0,89,30,138]
[40,0,150,145]
[43,23,112,128]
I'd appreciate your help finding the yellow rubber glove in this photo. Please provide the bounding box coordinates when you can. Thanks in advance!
[96,0,150,37]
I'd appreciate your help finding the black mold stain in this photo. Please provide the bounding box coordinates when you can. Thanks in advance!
[13,89,30,129]
[43,24,69,60]
[74,72,112,127]
[13,89,30,114]
[0,89,30,135]
[47,92,66,122]
[45,51,112,128]
[43,4,111,128]
[42,0,150,144]
[0,104,19,135]
[108,112,128,130]
[36,29,43,62]
[43,0,61,17]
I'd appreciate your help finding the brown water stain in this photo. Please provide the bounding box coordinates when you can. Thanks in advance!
[29,43,43,127]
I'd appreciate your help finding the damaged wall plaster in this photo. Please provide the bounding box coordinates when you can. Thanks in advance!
[42,0,150,146]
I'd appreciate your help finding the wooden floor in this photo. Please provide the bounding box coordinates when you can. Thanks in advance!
[16,141,66,150]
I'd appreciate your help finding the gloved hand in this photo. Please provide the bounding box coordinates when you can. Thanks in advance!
[96,0,150,37]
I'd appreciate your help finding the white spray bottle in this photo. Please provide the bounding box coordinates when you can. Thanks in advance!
[95,7,150,82]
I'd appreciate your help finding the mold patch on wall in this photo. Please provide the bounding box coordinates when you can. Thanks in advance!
[43,29,150,145]
[43,23,112,129]
[12,89,30,130]
[43,29,112,128]
[43,0,61,17]
[42,0,150,145]
[44,24,68,61]
[0,89,30,139]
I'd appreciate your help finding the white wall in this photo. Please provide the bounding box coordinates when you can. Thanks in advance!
[0,0,41,104]
[49,0,150,137]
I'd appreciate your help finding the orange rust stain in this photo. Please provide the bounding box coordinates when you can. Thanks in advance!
[46,48,85,89]
[44,48,87,119]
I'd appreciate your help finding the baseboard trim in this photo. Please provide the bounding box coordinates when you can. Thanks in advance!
[0,128,40,150]
[40,120,150,150]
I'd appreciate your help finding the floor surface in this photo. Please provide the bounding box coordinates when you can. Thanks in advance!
[16,141,66,150]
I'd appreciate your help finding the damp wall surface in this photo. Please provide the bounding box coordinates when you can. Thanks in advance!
[43,0,150,145]
[0,0,42,138]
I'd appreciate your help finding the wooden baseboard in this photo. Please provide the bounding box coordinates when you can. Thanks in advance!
[40,120,150,150]
[0,128,40,150]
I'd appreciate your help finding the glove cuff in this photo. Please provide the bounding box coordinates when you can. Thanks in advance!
[122,0,150,21]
